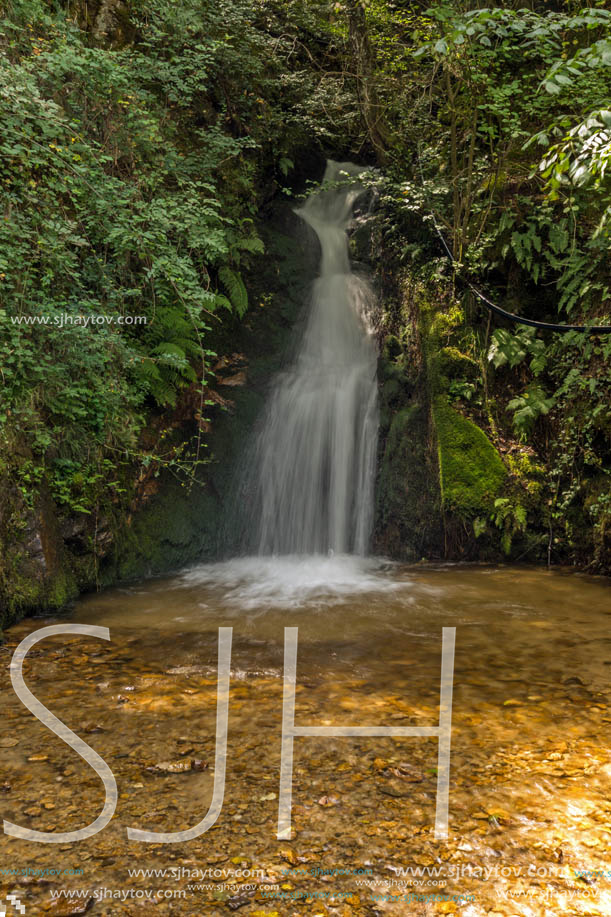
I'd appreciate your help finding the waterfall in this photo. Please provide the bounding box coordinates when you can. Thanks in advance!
[240,160,379,556]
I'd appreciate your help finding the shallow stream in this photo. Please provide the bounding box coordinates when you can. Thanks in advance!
[1,560,610,916]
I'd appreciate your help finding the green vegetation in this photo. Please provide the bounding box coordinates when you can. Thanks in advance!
[362,1,610,568]
[0,0,353,517]
[433,397,506,517]
[1,0,610,621]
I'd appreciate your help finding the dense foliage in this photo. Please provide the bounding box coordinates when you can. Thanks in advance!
[0,0,352,512]
[353,1,611,566]
[1,0,609,570]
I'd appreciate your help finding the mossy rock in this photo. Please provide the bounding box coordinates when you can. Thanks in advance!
[377,347,415,433]
[0,469,80,631]
[430,346,479,396]
[107,458,226,584]
[44,567,79,610]
[0,547,78,632]
[434,346,479,381]
[505,450,545,500]
[382,333,403,362]
[380,370,412,427]
[375,402,442,558]
[349,221,374,264]
[433,398,507,518]
[428,304,464,340]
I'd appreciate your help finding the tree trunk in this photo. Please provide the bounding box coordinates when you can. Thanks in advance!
[347,0,387,163]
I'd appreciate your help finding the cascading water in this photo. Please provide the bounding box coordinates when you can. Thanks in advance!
[240,160,379,556]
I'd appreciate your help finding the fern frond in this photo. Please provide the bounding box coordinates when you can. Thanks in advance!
[218,266,248,317]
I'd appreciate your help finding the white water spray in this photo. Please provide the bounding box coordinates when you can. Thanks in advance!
[241,160,379,556]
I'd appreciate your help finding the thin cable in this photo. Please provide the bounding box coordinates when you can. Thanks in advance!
[416,153,611,334]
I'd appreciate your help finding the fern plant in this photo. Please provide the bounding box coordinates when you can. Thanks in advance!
[508,383,555,440]
[488,328,547,375]
[218,266,249,318]
[490,497,528,556]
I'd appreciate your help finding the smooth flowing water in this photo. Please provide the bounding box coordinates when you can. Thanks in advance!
[239,161,379,555]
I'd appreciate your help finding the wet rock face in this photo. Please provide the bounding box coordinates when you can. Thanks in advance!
[370,258,525,563]
[0,477,79,633]
[23,519,47,576]
[371,281,446,561]
[374,401,443,561]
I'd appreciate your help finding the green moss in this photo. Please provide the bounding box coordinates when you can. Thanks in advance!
[111,476,218,582]
[382,333,403,362]
[108,387,267,582]
[430,346,479,396]
[0,552,77,631]
[376,277,513,559]
[506,451,545,499]
[433,346,478,386]
[0,567,41,629]
[45,568,78,610]
[428,304,464,340]
[433,397,507,518]
[0,466,76,627]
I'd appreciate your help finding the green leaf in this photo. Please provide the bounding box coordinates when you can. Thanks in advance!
[218,266,248,317]
[236,235,265,255]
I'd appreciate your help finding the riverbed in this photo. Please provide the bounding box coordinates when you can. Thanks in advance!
[1,560,610,916]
